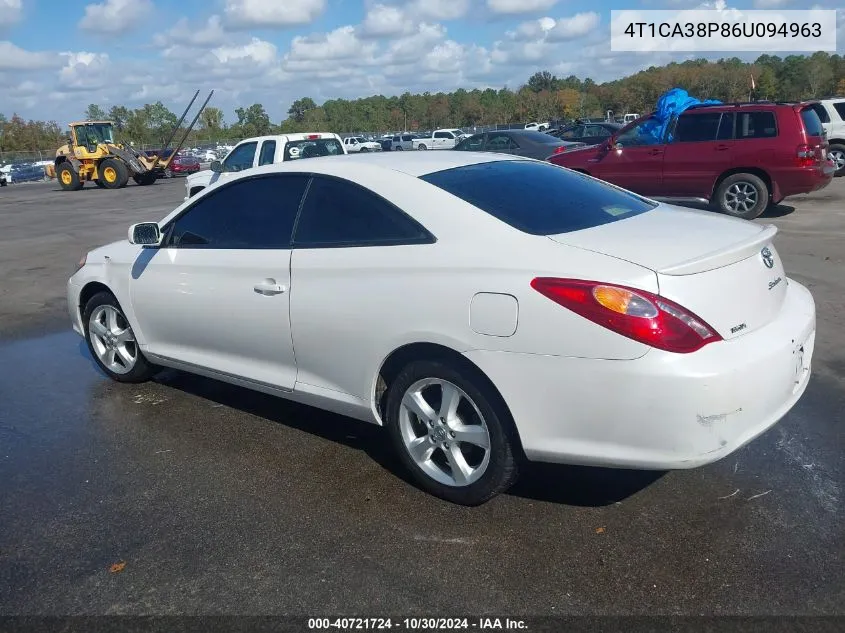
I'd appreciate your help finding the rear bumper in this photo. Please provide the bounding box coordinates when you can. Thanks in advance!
[775,165,834,199]
[464,279,815,470]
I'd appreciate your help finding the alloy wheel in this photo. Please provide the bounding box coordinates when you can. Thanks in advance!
[830,149,845,172]
[724,181,759,213]
[398,378,491,487]
[88,305,138,375]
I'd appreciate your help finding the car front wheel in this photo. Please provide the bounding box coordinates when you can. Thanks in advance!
[83,291,158,383]
[385,359,519,505]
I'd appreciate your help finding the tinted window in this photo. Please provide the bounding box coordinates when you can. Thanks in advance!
[805,103,829,123]
[583,125,610,138]
[455,134,484,151]
[717,113,734,140]
[223,141,257,171]
[616,117,662,146]
[834,102,845,120]
[517,130,561,144]
[284,139,344,160]
[559,125,584,139]
[402,135,414,141]
[673,113,722,142]
[737,112,778,139]
[800,107,825,137]
[421,161,655,236]
[258,140,276,166]
[486,134,518,151]
[294,176,433,247]
[434,132,449,139]
[166,175,308,249]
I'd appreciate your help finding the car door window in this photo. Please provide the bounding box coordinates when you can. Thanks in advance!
[165,174,309,249]
[584,125,609,138]
[672,113,722,143]
[737,112,778,139]
[833,102,845,120]
[293,176,434,247]
[258,140,276,166]
[615,118,662,146]
[434,132,449,139]
[223,142,258,171]
[717,113,734,140]
[455,134,484,151]
[486,134,518,151]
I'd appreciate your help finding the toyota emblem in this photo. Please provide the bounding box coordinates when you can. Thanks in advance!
[761,247,774,269]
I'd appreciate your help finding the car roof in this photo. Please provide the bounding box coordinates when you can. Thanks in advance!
[243,150,527,178]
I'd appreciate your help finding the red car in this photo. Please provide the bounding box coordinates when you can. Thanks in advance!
[549,101,835,219]
[167,153,201,177]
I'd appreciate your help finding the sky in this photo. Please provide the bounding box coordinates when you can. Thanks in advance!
[0,0,842,126]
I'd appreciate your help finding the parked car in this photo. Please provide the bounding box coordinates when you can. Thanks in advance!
[8,163,46,183]
[68,151,815,505]
[185,132,346,198]
[391,133,418,151]
[412,129,465,150]
[454,130,585,160]
[549,102,835,220]
[548,122,623,146]
[343,136,382,153]
[803,98,845,176]
[524,122,550,132]
[0,170,7,187]
[167,153,201,177]
[379,135,394,151]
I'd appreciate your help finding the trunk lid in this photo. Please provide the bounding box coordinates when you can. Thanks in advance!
[548,204,788,340]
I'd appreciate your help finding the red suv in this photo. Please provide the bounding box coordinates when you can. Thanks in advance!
[549,102,834,219]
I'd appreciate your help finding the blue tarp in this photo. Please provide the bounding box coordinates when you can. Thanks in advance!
[636,88,721,144]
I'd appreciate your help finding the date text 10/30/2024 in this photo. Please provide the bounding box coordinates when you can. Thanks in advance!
[308,618,528,630]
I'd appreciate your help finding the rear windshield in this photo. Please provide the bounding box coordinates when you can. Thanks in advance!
[420,160,656,235]
[284,139,344,160]
[518,131,562,144]
[800,107,825,137]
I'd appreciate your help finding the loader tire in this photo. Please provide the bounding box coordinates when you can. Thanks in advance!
[57,163,83,191]
[99,158,128,189]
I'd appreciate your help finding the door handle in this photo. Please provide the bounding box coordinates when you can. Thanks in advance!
[649,149,663,156]
[253,279,287,295]
[715,144,730,151]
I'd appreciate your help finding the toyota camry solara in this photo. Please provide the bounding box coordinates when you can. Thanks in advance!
[68,152,815,505]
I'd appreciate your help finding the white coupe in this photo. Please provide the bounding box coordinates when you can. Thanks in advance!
[67,152,816,505]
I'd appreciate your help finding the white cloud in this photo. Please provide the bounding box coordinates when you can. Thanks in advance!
[383,23,447,63]
[213,38,278,65]
[223,0,325,28]
[511,12,600,41]
[78,0,153,35]
[752,0,787,7]
[154,15,226,48]
[487,0,559,15]
[360,4,413,37]
[58,51,111,91]
[409,0,471,21]
[0,41,60,70]
[0,0,22,30]
[287,26,378,62]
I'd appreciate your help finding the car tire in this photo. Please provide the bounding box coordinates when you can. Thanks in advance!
[417,144,427,150]
[714,173,769,220]
[385,359,519,505]
[83,291,158,384]
[57,163,84,191]
[828,143,845,177]
[98,157,128,189]
[360,147,369,153]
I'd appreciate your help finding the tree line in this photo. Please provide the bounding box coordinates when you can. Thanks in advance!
[1,52,843,154]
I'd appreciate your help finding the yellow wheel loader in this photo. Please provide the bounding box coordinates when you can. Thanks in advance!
[46,90,213,191]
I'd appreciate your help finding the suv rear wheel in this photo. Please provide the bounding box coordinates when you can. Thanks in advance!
[714,173,769,220]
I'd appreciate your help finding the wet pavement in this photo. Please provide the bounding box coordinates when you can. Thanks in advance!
[0,178,843,615]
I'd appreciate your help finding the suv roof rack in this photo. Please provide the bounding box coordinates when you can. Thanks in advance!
[684,101,804,111]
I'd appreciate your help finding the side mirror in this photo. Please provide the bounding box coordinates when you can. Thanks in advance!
[210,160,224,173]
[128,222,162,246]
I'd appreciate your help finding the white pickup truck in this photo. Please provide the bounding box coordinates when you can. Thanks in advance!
[411,129,466,150]
[185,132,346,199]
[342,136,382,153]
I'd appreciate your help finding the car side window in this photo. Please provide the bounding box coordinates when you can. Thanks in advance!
[615,118,663,146]
[561,125,584,138]
[455,134,484,151]
[486,134,517,151]
[293,176,433,247]
[834,102,845,120]
[223,141,258,171]
[165,174,309,249]
[717,113,734,140]
[258,140,276,166]
[434,132,448,139]
[402,135,414,142]
[673,113,723,143]
[736,112,777,139]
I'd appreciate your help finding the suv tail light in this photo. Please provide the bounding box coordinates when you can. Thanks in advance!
[796,144,819,167]
[531,278,722,354]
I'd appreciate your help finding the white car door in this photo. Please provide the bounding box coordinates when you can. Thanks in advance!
[207,140,259,188]
[129,173,309,389]
[289,174,436,402]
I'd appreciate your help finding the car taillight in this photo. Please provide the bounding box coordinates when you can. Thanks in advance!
[552,146,568,154]
[796,144,818,167]
[531,278,722,354]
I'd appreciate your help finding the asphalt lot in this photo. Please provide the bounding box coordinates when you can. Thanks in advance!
[0,176,843,616]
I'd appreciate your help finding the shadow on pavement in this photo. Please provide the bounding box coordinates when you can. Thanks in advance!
[669,200,796,219]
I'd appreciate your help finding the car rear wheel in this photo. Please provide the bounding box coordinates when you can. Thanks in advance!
[828,144,845,176]
[714,173,768,220]
[83,291,158,383]
[417,144,427,150]
[385,359,519,505]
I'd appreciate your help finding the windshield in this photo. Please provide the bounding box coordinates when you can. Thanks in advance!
[284,139,344,160]
[77,123,114,145]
